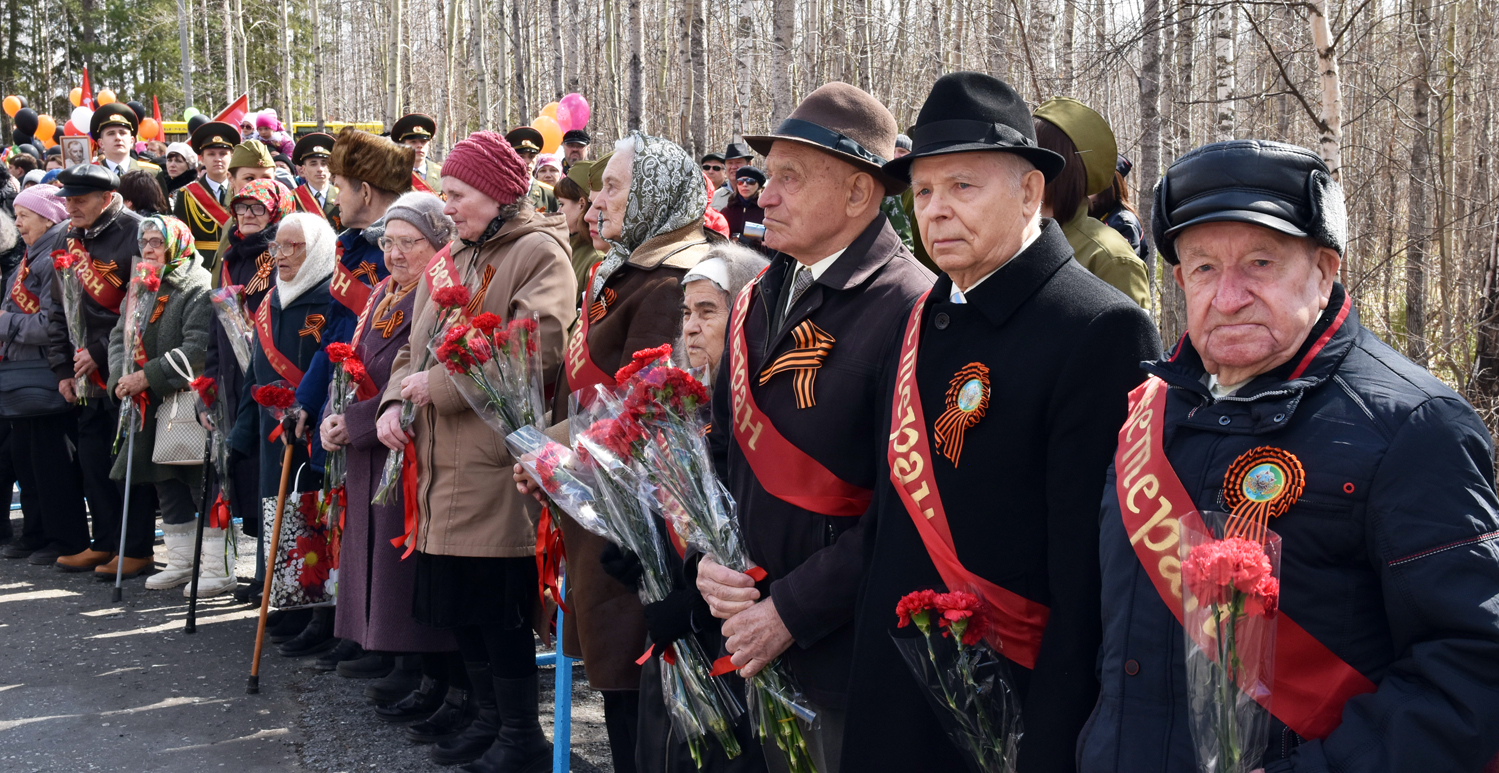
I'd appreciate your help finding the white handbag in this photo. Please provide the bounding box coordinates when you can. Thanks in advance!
[153,348,209,466]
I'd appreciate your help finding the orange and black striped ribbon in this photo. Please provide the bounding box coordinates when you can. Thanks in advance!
[149,294,170,324]
[757,319,834,409]
[373,310,404,338]
[932,363,989,466]
[588,287,616,323]
[351,261,379,284]
[464,265,497,317]
[93,259,122,287]
[299,313,326,343]
[243,252,275,296]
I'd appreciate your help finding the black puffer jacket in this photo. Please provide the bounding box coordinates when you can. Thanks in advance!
[1079,285,1499,772]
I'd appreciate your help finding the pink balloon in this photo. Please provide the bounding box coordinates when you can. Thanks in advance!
[555,103,574,132]
[559,93,590,130]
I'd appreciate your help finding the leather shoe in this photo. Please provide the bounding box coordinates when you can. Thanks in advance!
[2,537,46,559]
[337,650,392,679]
[269,608,312,644]
[93,555,154,578]
[55,549,115,572]
[314,640,365,672]
[405,687,473,742]
[27,545,64,566]
[277,607,335,657]
[233,581,263,604]
[375,675,448,723]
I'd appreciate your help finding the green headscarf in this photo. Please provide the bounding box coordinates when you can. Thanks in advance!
[139,215,197,275]
[590,133,706,301]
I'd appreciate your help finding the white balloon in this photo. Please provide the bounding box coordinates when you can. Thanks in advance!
[70,106,93,131]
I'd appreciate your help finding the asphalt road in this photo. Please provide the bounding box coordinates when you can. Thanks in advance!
[0,513,612,772]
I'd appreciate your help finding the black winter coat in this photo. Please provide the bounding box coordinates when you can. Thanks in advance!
[47,195,141,390]
[1078,286,1499,772]
[840,220,1160,773]
[708,213,934,708]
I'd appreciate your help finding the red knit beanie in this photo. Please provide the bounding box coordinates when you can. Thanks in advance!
[441,131,531,205]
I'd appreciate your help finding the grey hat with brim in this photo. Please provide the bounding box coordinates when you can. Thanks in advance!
[744,82,906,194]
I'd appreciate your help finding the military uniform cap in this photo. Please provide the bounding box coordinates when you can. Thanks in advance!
[565,160,593,192]
[191,121,239,154]
[392,114,436,143]
[229,139,275,171]
[89,103,138,141]
[56,164,118,197]
[292,132,336,165]
[506,127,544,153]
[562,129,591,146]
[1034,97,1118,197]
[587,152,614,192]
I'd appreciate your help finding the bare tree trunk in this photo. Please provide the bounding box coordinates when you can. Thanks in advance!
[312,0,325,127]
[1139,0,1164,325]
[1309,0,1342,179]
[1212,1,1235,141]
[1061,0,1076,88]
[279,0,292,124]
[689,0,707,157]
[550,0,564,99]
[1405,0,1435,364]
[770,0,793,126]
[512,0,528,122]
[475,0,490,130]
[176,0,194,109]
[566,0,580,93]
[223,0,234,103]
[627,0,642,129]
[438,0,460,146]
[987,0,1009,80]
[234,0,248,104]
[1033,0,1056,95]
[1172,0,1194,156]
[853,0,871,90]
[733,0,752,137]
[387,0,404,125]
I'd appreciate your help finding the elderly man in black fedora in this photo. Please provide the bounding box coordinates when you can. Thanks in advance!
[839,72,1159,773]
[695,81,933,773]
[1076,141,1499,772]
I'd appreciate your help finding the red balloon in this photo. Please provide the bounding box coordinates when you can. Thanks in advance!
[63,119,83,136]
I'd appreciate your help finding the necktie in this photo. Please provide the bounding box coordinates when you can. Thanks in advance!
[786,265,813,315]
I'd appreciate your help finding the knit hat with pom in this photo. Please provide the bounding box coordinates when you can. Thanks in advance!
[441,131,530,205]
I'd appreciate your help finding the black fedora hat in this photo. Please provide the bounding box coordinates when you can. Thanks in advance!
[884,72,1065,184]
[745,81,906,193]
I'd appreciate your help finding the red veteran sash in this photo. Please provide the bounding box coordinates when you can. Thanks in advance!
[184,181,231,228]
[1117,376,1376,740]
[293,184,326,219]
[888,290,1049,668]
[564,262,617,405]
[411,172,433,194]
[330,251,375,314]
[8,260,38,314]
[254,289,305,386]
[350,277,387,351]
[727,271,872,517]
[68,238,125,314]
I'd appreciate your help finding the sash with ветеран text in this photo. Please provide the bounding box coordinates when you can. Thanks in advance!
[886,289,1050,668]
[1117,375,1376,740]
[563,261,618,407]
[254,288,305,386]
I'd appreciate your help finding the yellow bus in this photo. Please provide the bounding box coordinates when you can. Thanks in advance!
[158,120,386,144]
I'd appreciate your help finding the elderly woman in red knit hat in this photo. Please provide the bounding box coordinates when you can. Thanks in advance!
[376,131,577,771]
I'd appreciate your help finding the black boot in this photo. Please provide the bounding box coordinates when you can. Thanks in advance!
[277,607,336,657]
[269,609,313,645]
[405,686,474,742]
[430,662,497,766]
[458,673,551,773]
[376,674,450,723]
[314,639,365,672]
[365,653,421,702]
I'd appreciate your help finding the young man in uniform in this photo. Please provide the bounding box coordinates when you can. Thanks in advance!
[291,132,341,231]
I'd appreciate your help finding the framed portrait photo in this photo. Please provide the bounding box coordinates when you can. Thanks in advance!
[60,136,92,168]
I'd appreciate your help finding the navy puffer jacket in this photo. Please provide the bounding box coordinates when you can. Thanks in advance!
[1079,285,1499,772]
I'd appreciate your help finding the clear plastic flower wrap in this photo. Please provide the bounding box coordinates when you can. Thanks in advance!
[209,285,255,374]
[114,262,162,452]
[1179,511,1280,773]
[191,375,238,571]
[429,311,545,438]
[51,250,92,401]
[891,590,1022,773]
[319,343,365,569]
[504,424,601,530]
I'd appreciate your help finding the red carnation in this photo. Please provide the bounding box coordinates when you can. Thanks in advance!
[51,250,74,270]
[435,340,473,374]
[432,285,471,310]
[190,375,217,407]
[896,589,941,629]
[342,360,368,384]
[1182,537,1276,612]
[326,342,355,363]
[614,344,674,383]
[472,312,503,334]
[443,323,470,345]
[469,335,493,364]
[253,384,297,410]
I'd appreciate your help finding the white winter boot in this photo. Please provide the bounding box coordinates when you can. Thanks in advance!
[145,520,196,589]
[183,526,238,598]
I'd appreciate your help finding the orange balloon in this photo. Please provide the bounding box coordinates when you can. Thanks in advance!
[36,114,55,140]
[97,89,116,106]
[69,88,82,107]
[138,118,159,141]
[540,101,559,120]
[39,135,54,149]
[533,116,562,154]
[2,96,18,117]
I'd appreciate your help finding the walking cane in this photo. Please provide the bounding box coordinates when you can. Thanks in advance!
[112,400,138,603]
[185,428,215,634]
[247,413,297,694]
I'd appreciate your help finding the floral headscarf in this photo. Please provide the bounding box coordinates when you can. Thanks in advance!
[138,215,197,275]
[231,178,295,233]
[591,132,707,301]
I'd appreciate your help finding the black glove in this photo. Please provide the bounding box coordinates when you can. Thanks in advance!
[600,542,643,591]
[643,588,710,646]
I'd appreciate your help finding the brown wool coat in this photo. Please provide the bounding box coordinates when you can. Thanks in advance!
[550,219,720,690]
[381,207,578,559]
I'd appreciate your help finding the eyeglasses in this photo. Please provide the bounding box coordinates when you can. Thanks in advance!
[138,237,166,251]
[266,241,304,257]
[232,202,268,217]
[702,164,724,171]
[378,235,428,254]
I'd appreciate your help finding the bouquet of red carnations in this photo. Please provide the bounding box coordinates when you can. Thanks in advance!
[430,311,545,437]
[192,375,238,572]
[210,285,256,374]
[320,342,374,567]
[50,250,92,402]
[1179,511,1281,773]
[113,262,162,452]
[374,284,472,505]
[892,589,1022,773]
[252,380,300,442]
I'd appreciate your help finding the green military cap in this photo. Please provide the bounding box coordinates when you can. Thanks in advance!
[89,103,138,140]
[1033,97,1118,197]
[229,139,275,171]
[190,121,238,154]
[506,127,544,154]
[587,152,614,193]
[292,132,335,165]
[565,160,593,192]
[392,114,436,143]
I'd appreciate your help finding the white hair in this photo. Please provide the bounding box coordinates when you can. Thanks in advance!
[275,212,339,304]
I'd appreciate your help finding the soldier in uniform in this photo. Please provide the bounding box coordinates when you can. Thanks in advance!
[504,126,559,214]
[291,132,341,231]
[174,121,237,262]
[89,103,160,178]
[392,114,442,195]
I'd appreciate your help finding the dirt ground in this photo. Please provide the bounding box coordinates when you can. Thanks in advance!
[0,512,613,772]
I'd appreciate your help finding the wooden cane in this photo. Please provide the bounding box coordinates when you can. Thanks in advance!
[247,432,296,695]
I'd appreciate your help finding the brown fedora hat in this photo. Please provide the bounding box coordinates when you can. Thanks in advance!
[745,82,906,194]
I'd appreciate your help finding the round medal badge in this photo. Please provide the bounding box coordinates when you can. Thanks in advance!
[957,378,985,413]
[1242,463,1287,503]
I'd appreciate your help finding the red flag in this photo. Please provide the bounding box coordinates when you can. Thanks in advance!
[81,67,93,109]
[152,96,161,124]
[213,94,248,128]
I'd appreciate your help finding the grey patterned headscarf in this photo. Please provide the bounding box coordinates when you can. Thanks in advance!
[590,132,706,301]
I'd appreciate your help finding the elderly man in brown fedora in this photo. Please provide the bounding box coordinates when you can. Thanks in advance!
[696,81,934,773]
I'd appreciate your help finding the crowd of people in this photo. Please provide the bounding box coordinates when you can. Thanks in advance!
[0,70,1496,773]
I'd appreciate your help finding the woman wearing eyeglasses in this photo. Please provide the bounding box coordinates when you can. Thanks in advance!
[106,216,219,594]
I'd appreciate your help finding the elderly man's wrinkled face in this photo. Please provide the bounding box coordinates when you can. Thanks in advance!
[64,190,112,231]
[680,278,730,374]
[759,142,880,261]
[911,151,1044,287]
[587,151,632,243]
[1174,221,1340,383]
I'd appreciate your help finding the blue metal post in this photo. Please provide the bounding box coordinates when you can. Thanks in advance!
[534,573,573,773]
